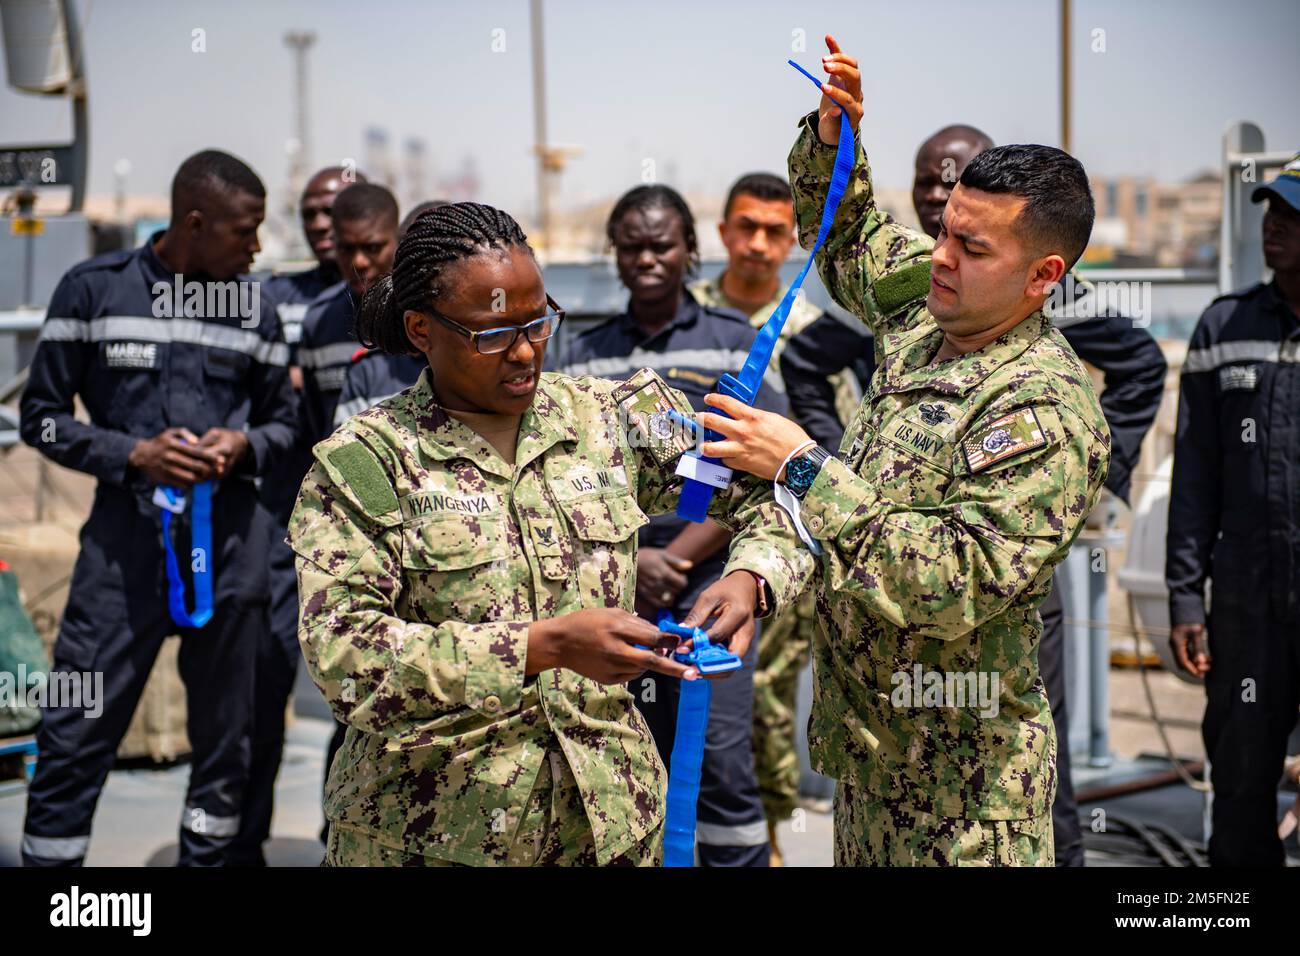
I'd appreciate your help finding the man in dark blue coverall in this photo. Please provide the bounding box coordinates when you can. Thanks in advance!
[230,165,366,865]
[263,166,369,369]
[333,350,427,429]
[1167,153,1300,867]
[19,150,296,867]
[296,183,399,449]
[779,124,1167,866]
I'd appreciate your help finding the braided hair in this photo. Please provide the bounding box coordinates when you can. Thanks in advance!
[604,184,700,275]
[357,201,532,355]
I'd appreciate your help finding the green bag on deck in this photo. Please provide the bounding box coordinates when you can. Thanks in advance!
[0,563,49,736]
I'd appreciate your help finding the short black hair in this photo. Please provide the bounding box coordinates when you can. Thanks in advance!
[605,184,699,274]
[332,183,399,227]
[958,144,1095,268]
[397,199,450,241]
[170,149,264,223]
[723,172,792,219]
[356,201,532,355]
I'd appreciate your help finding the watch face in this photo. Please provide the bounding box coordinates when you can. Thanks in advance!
[787,457,817,494]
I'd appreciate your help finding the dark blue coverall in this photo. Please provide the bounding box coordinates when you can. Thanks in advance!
[296,282,359,448]
[552,288,789,866]
[1168,280,1300,867]
[263,262,340,369]
[18,235,296,866]
[332,349,426,430]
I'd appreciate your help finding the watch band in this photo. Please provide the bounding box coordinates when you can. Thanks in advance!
[743,570,771,619]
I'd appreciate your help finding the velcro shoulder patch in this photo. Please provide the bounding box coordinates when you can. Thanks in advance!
[962,407,1048,473]
[323,441,400,519]
[874,259,932,315]
[613,367,698,468]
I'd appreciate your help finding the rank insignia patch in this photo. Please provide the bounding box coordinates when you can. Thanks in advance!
[919,402,951,425]
[962,407,1047,472]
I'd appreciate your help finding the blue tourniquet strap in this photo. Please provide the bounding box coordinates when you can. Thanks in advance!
[675,59,856,522]
[658,612,742,867]
[157,481,215,629]
[663,674,712,867]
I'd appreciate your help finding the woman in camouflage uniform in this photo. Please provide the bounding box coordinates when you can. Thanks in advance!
[288,203,809,866]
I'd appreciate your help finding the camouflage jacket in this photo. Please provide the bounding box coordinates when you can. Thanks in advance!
[788,113,1111,819]
[289,367,811,864]
[689,273,824,342]
[690,274,861,425]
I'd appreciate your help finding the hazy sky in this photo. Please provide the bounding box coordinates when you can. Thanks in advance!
[3,0,1298,226]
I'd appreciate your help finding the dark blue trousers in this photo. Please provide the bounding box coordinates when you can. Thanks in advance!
[22,485,264,867]
[227,529,300,865]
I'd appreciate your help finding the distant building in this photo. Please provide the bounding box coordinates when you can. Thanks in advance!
[1157,172,1220,268]
[364,128,397,190]
[1088,172,1221,267]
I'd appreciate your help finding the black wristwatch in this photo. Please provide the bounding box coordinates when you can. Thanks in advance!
[780,445,831,499]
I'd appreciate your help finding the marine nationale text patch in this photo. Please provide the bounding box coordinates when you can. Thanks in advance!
[101,341,161,370]
[1218,364,1258,392]
[962,408,1047,473]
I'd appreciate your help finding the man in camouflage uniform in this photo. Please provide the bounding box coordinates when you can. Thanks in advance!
[290,366,811,865]
[690,172,858,860]
[778,124,1167,866]
[697,39,1110,865]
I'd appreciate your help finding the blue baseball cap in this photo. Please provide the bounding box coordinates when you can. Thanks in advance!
[1251,152,1300,212]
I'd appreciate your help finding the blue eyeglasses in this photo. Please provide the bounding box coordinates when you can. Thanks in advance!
[429,294,566,355]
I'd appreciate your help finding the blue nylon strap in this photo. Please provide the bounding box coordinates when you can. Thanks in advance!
[655,613,728,868]
[159,481,215,629]
[675,59,856,522]
[663,674,712,867]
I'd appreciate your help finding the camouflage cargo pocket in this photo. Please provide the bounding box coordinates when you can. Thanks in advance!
[553,490,647,608]
[999,814,1054,866]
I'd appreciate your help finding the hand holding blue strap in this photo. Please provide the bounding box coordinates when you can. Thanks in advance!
[676,59,856,522]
